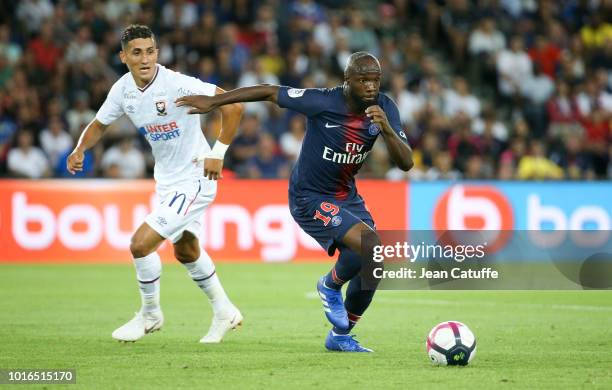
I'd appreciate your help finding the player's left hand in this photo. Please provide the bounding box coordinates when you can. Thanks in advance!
[203,157,224,180]
[365,105,391,131]
[175,95,215,114]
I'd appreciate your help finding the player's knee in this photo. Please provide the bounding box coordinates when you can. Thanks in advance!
[360,230,383,288]
[129,239,153,258]
[361,230,381,257]
[173,242,199,263]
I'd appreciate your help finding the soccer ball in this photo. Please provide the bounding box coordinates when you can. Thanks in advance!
[426,321,476,366]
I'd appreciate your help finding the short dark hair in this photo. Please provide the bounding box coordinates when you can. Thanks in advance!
[120,24,155,49]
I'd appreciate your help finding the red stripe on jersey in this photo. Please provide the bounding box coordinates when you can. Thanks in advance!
[334,114,365,200]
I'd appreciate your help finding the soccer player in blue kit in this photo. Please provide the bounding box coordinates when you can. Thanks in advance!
[177,52,413,352]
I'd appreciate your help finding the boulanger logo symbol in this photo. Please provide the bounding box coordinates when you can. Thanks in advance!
[433,185,514,251]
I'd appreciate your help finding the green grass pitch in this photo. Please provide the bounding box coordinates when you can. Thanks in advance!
[1,263,611,389]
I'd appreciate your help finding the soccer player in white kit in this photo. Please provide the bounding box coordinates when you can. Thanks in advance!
[67,25,244,343]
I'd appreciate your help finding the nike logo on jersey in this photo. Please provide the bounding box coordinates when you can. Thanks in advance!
[325,123,341,128]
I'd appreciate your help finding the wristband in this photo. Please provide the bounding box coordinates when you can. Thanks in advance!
[208,140,229,160]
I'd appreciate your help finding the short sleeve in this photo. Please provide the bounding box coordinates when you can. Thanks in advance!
[96,81,125,125]
[384,97,409,145]
[176,73,217,97]
[277,87,327,116]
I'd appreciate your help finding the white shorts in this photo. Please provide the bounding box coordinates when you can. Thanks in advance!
[145,178,216,243]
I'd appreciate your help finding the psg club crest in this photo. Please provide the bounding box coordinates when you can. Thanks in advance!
[155,100,167,116]
[368,123,380,136]
[331,215,343,227]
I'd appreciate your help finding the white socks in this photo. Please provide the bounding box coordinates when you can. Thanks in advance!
[132,250,232,318]
[183,251,232,317]
[133,252,162,314]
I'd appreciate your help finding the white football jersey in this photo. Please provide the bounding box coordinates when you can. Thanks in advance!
[96,64,216,188]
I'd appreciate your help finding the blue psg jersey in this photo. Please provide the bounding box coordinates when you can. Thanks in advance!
[278,86,409,200]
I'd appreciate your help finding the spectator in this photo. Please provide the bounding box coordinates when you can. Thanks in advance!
[16,0,54,33]
[28,20,62,75]
[591,37,612,71]
[189,11,218,59]
[161,0,198,30]
[291,0,326,31]
[237,58,279,121]
[551,134,591,180]
[66,92,96,137]
[7,129,50,178]
[425,150,461,180]
[387,73,424,127]
[496,35,532,100]
[101,136,145,179]
[0,24,22,66]
[246,132,290,179]
[546,80,582,137]
[313,11,349,58]
[472,106,508,142]
[280,115,305,163]
[65,26,98,64]
[521,65,555,137]
[347,9,379,55]
[463,154,492,179]
[441,0,473,70]
[0,105,17,170]
[469,17,506,58]
[444,76,481,119]
[517,140,564,180]
[39,116,72,168]
[527,35,561,79]
[229,113,261,173]
[580,13,612,51]
[500,137,527,172]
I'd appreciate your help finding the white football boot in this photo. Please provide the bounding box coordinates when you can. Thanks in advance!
[112,310,164,342]
[199,306,243,344]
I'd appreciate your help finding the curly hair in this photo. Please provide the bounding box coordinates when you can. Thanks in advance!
[120,24,155,49]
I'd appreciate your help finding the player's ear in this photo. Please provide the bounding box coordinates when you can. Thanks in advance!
[119,50,126,64]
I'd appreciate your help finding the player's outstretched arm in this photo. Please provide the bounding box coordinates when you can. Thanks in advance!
[365,105,414,171]
[66,118,107,174]
[176,85,280,114]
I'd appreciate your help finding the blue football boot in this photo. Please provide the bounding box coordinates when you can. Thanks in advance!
[316,277,349,330]
[324,330,373,352]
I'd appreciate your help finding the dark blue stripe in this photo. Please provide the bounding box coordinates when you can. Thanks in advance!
[138,276,160,284]
[193,270,215,282]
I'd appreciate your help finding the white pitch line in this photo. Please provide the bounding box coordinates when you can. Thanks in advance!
[304,292,612,312]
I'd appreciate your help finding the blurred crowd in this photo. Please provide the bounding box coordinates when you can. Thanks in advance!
[0,0,610,181]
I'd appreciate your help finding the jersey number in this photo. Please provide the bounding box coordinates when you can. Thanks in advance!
[313,202,340,226]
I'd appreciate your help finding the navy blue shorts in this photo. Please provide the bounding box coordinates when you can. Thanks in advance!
[289,193,376,256]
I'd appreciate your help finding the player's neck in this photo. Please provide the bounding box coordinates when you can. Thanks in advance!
[132,74,152,88]
[342,87,367,115]
[130,66,157,89]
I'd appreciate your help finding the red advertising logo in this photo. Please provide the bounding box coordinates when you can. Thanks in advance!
[433,185,514,251]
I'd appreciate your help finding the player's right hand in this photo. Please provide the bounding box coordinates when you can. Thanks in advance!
[66,148,84,175]
[203,157,223,180]
[175,95,215,114]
